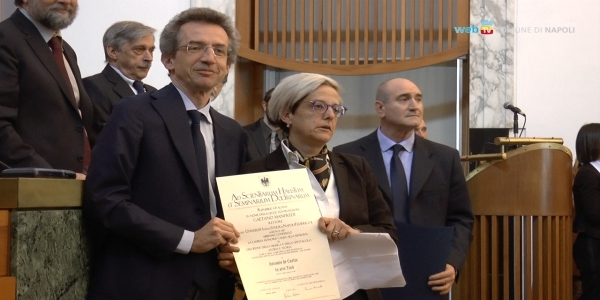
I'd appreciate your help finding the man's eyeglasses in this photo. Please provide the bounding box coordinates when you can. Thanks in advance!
[177,42,229,57]
[309,100,348,118]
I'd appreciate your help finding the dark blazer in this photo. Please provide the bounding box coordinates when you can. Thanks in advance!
[83,83,247,300]
[241,148,396,300]
[0,9,95,172]
[573,164,600,238]
[334,131,474,274]
[83,64,156,134]
[243,118,270,161]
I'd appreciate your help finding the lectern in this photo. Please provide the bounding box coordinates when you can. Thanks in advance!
[0,178,89,300]
[453,140,573,300]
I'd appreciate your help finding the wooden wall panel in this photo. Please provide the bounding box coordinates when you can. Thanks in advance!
[236,0,470,75]
[0,277,16,300]
[0,211,9,277]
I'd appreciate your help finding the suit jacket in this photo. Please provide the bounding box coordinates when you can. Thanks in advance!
[83,64,156,134]
[241,148,396,300]
[243,118,270,161]
[334,131,474,274]
[0,9,95,172]
[83,83,247,300]
[573,163,600,239]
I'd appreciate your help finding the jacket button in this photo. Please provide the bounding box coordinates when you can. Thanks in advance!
[76,126,84,132]
[77,156,84,162]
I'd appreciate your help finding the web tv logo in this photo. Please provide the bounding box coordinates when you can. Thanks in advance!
[454,20,494,34]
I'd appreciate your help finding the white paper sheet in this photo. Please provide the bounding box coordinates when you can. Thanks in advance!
[329,233,405,299]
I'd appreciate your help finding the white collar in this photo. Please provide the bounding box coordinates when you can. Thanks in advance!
[377,127,415,153]
[175,86,213,124]
[110,65,135,86]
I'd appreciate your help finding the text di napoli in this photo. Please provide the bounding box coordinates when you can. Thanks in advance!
[454,21,575,34]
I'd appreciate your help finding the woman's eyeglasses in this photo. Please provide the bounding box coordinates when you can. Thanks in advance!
[309,100,348,118]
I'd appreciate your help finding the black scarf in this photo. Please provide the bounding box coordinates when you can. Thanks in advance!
[286,140,330,191]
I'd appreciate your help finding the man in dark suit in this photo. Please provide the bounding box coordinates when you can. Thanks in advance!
[243,88,283,161]
[83,21,157,133]
[415,119,428,139]
[0,0,94,175]
[83,7,247,300]
[334,78,473,297]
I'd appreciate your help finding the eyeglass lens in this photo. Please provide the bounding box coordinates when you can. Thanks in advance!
[311,100,346,117]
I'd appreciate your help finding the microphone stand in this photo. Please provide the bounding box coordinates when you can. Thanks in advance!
[513,112,519,137]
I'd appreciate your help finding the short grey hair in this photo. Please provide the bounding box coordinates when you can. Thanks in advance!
[268,73,342,131]
[160,7,240,65]
[103,21,156,62]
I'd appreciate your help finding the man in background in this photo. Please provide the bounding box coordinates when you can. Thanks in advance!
[243,88,283,161]
[334,78,473,298]
[83,21,156,133]
[0,0,94,175]
[415,119,428,138]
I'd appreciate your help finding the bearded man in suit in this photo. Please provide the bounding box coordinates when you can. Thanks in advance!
[243,87,284,161]
[0,0,94,176]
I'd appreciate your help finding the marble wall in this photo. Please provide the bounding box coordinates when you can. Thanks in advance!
[11,210,89,299]
[469,0,515,129]
[195,0,237,118]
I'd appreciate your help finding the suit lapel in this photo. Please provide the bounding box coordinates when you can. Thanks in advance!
[211,108,236,177]
[263,147,287,171]
[329,153,350,220]
[13,10,79,111]
[359,131,392,200]
[251,121,269,158]
[408,136,435,203]
[102,64,135,99]
[151,84,206,204]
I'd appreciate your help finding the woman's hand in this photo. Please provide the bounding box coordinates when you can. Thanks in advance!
[218,244,240,274]
[318,217,360,242]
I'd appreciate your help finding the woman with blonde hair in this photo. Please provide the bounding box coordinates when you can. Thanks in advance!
[220,73,396,300]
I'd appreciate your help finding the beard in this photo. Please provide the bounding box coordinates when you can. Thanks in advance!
[28,1,79,30]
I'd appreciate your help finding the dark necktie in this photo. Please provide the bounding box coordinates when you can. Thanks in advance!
[48,36,73,92]
[187,110,210,206]
[132,81,145,94]
[269,131,278,153]
[49,36,91,173]
[390,144,409,223]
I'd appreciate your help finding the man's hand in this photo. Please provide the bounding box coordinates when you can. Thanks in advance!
[218,244,240,274]
[76,173,86,180]
[428,264,456,295]
[190,218,240,253]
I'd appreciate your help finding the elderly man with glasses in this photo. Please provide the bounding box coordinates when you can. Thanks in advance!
[83,7,248,300]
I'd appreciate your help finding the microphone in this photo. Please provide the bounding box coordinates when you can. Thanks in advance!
[503,102,526,116]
